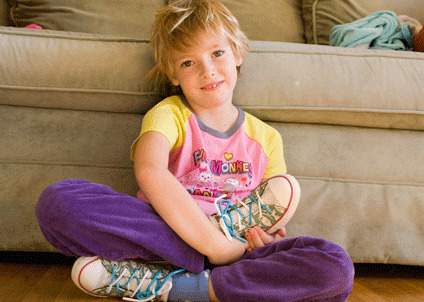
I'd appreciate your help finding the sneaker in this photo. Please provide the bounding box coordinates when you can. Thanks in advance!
[210,174,301,242]
[71,256,185,301]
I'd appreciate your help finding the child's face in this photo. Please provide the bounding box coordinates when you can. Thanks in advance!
[169,29,243,112]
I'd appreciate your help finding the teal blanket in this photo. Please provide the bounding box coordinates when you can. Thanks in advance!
[329,10,413,50]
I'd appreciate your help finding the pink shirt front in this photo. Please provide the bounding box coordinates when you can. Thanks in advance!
[131,96,286,215]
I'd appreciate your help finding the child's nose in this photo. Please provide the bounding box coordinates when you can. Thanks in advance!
[200,60,216,78]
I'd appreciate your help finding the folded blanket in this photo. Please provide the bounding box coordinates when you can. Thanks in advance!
[329,10,413,50]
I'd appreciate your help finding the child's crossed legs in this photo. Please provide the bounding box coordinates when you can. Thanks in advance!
[36,179,353,302]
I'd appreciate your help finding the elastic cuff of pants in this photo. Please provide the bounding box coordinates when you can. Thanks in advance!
[168,270,210,302]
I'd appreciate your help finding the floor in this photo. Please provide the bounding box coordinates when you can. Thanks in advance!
[1,252,424,302]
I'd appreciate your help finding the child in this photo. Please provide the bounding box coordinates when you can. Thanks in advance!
[36,0,354,301]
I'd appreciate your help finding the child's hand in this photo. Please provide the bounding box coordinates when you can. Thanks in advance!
[245,226,287,252]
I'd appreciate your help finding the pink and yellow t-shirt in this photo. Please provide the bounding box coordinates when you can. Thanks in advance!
[131,95,286,215]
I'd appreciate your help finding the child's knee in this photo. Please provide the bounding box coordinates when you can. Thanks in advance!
[331,248,354,293]
[285,237,354,298]
[36,179,88,228]
[316,240,355,297]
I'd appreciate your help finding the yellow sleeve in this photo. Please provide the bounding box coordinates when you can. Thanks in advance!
[244,112,287,179]
[130,96,189,160]
[262,128,287,179]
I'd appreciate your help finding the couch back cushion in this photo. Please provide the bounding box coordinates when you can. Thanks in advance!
[222,0,305,42]
[8,0,166,40]
[0,0,9,25]
[303,0,424,45]
[8,0,305,42]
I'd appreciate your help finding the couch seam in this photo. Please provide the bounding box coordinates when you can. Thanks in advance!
[241,105,424,114]
[1,160,422,187]
[8,1,17,26]
[0,84,156,97]
[0,103,150,115]
[0,159,132,170]
[248,47,424,60]
[0,28,149,43]
[296,175,424,188]
[312,0,320,44]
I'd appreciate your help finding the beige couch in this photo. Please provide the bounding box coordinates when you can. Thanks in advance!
[1,0,423,266]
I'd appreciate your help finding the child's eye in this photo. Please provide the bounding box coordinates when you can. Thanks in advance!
[213,50,225,57]
[181,60,193,68]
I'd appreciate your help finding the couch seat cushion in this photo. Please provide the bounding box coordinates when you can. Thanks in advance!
[0,27,160,113]
[234,41,424,131]
[0,104,139,251]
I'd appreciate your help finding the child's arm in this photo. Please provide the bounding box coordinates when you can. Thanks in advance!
[133,131,246,265]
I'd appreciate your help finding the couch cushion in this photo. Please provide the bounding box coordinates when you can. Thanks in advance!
[0,104,139,251]
[8,0,165,40]
[234,41,424,131]
[279,122,424,266]
[303,0,424,45]
[0,0,9,25]
[0,27,160,113]
[9,0,305,43]
[2,29,423,130]
[222,0,305,42]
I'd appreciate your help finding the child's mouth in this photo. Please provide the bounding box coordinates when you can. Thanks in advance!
[201,80,224,91]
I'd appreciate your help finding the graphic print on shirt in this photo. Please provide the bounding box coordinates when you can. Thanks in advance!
[180,148,253,201]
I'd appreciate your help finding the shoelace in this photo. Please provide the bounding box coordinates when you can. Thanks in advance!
[106,264,185,302]
[214,191,272,243]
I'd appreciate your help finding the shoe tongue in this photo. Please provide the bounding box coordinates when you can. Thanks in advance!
[261,177,288,208]
[113,262,148,292]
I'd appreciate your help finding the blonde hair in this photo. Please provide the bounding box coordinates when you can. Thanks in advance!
[147,0,249,97]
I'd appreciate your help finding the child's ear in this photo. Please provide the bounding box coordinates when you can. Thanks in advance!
[170,77,180,86]
[166,75,179,86]
[168,72,180,86]
[235,53,244,67]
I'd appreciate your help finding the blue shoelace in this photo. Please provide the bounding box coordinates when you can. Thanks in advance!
[214,194,272,243]
[215,197,248,243]
[107,263,185,301]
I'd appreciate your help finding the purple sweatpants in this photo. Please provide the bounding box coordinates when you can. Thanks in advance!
[36,179,354,302]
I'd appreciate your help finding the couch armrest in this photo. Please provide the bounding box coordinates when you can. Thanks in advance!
[0,27,160,113]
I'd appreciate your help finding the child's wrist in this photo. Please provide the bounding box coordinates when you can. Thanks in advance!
[207,239,247,265]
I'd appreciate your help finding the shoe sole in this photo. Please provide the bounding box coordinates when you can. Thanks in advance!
[260,174,301,234]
